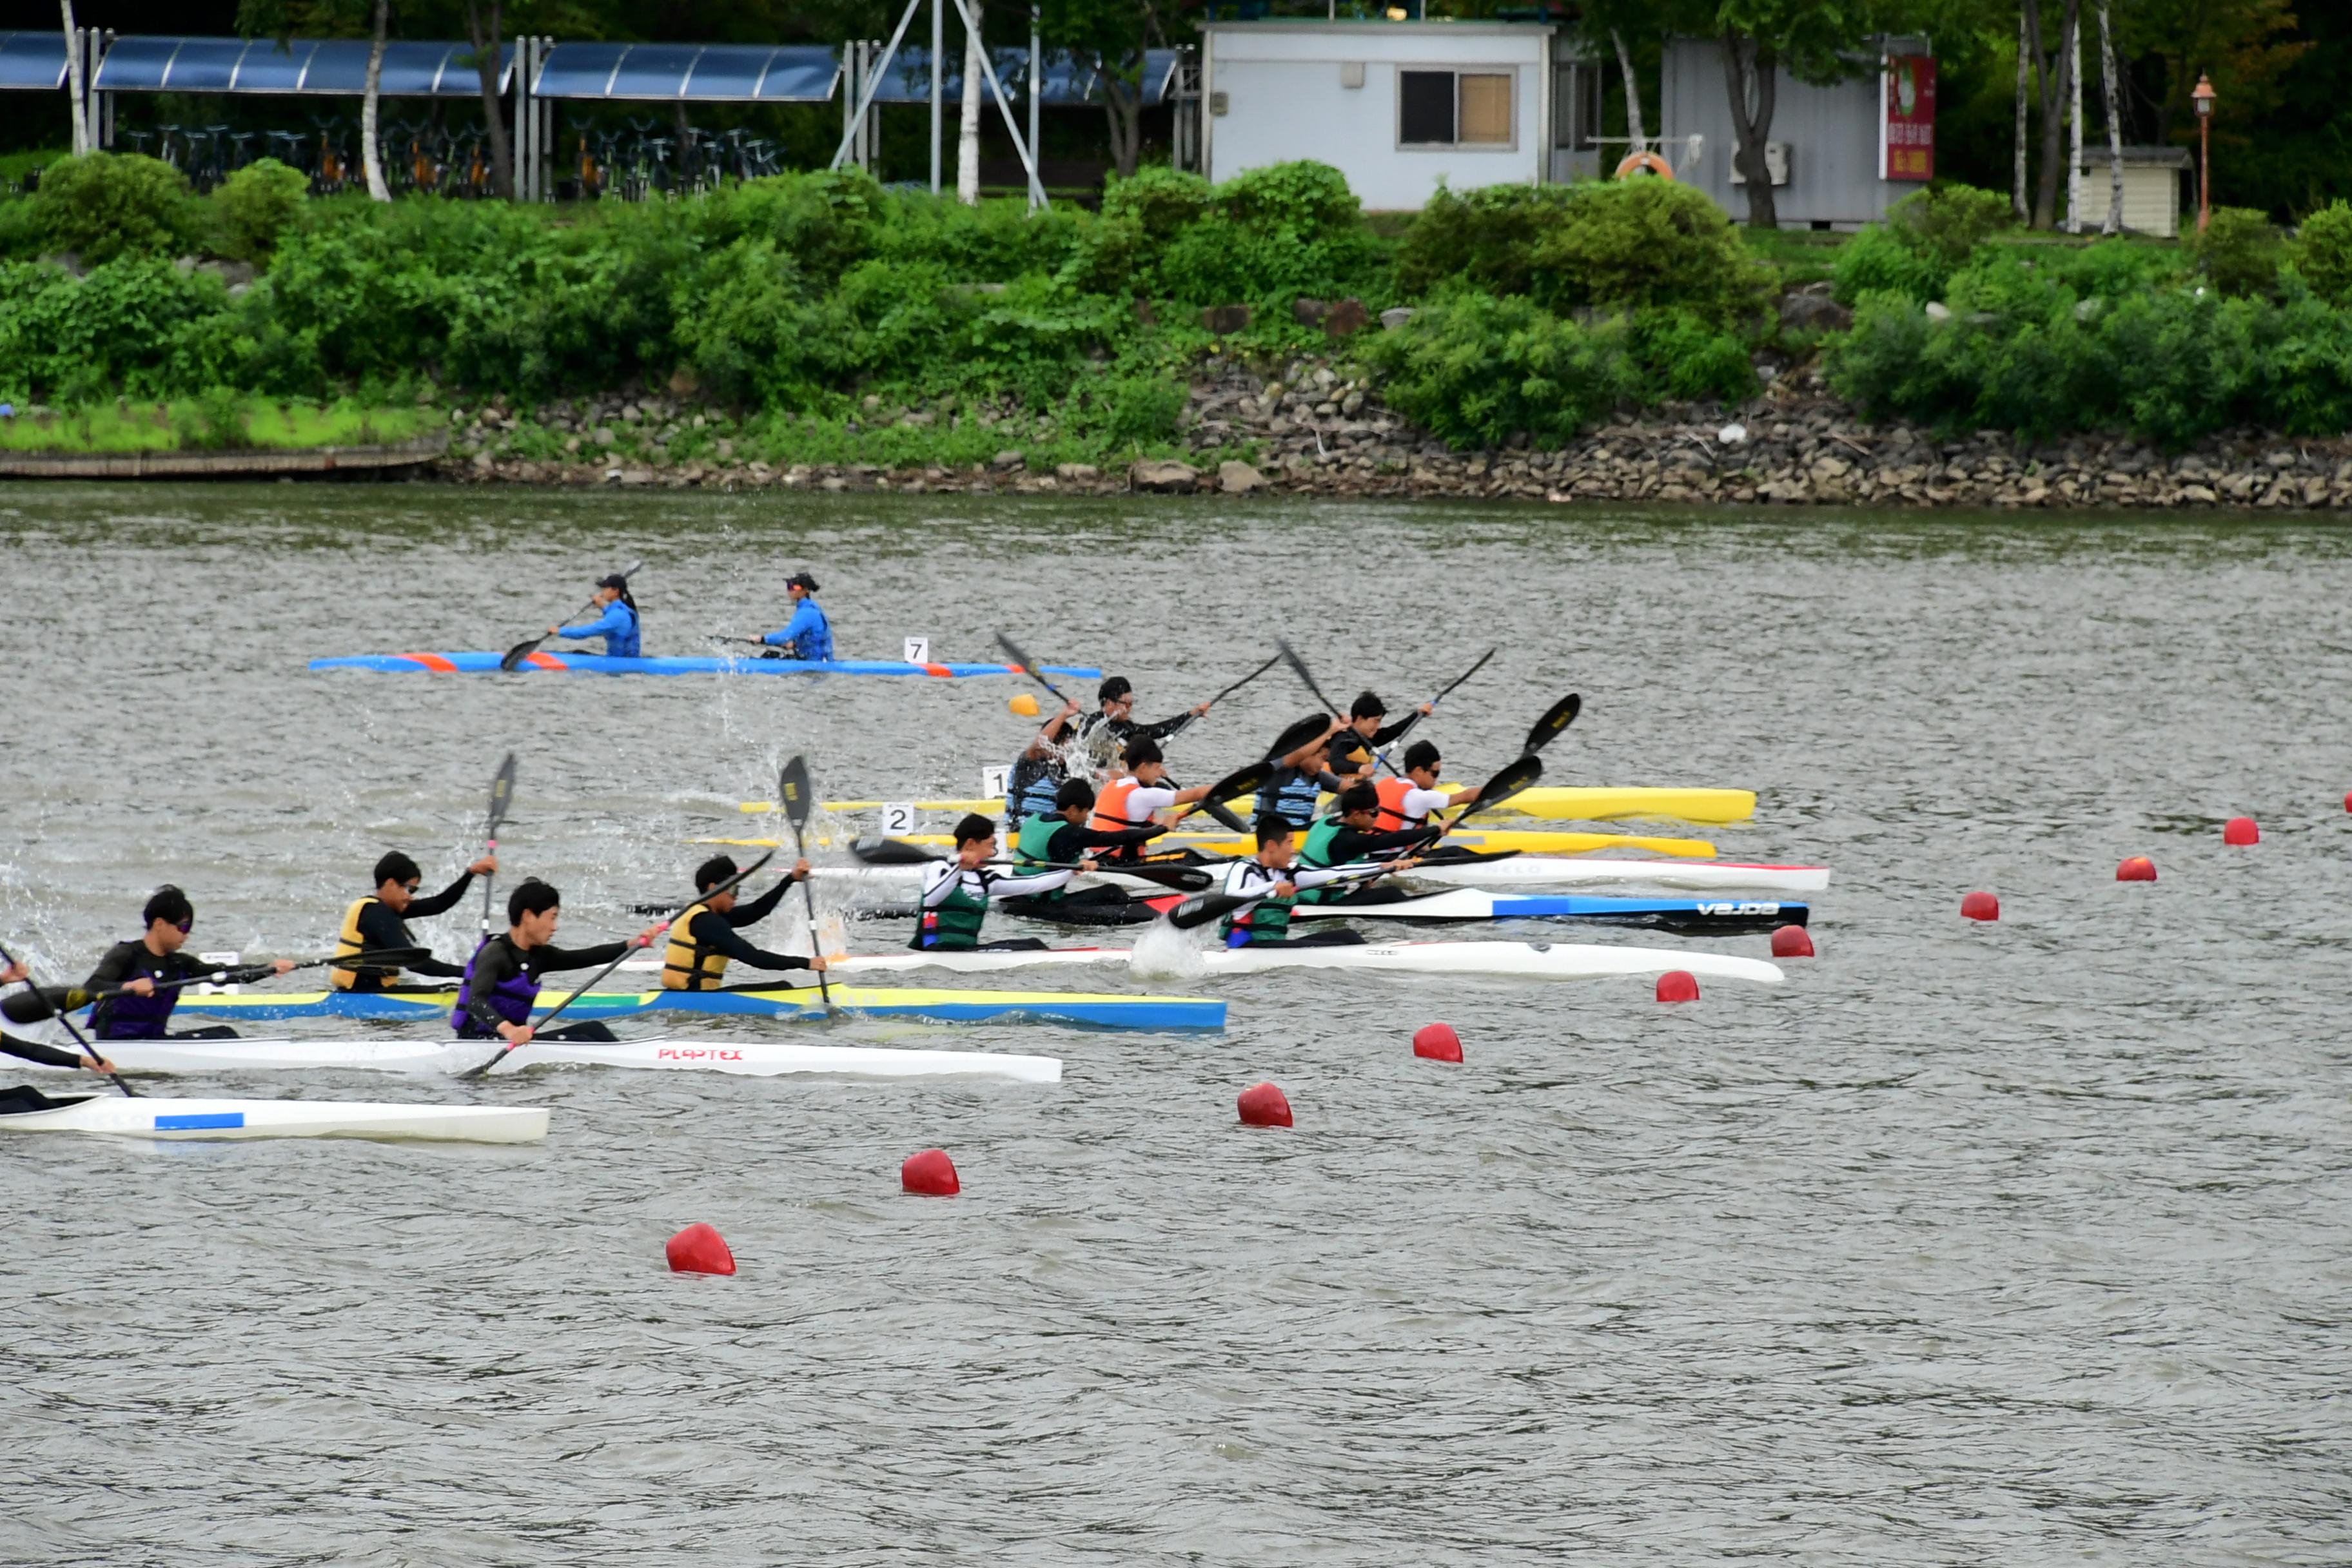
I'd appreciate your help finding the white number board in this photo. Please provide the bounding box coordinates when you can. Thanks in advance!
[881,801,917,836]
[979,765,1010,799]
[903,636,931,665]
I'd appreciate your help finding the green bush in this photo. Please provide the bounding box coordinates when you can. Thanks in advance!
[1530,180,1772,330]
[1064,371,1187,449]
[2191,207,2282,297]
[1360,290,1636,449]
[1100,166,1212,242]
[2291,201,2352,306]
[1213,160,1359,235]
[1830,222,1941,304]
[1397,183,1576,297]
[211,158,309,261]
[33,153,206,265]
[1887,183,2014,267]
[1631,310,1758,403]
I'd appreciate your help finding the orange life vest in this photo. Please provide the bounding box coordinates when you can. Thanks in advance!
[1090,775,1148,833]
[1374,776,1424,832]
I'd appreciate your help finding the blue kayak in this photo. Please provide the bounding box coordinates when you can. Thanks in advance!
[309,651,1103,679]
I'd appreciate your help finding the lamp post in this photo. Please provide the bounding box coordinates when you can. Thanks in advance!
[2191,72,2216,234]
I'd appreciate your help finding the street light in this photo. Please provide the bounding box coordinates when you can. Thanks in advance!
[2192,72,2217,234]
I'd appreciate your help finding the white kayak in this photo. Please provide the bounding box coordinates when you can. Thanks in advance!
[0,1092,547,1143]
[819,858,1829,895]
[36,1035,1060,1084]
[799,941,1785,986]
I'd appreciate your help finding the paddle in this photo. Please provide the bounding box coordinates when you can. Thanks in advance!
[0,939,135,1097]
[1374,647,1498,774]
[777,755,834,1014]
[455,848,777,1081]
[1521,693,1582,756]
[479,752,517,938]
[1002,629,1249,833]
[844,836,1210,890]
[994,631,1073,708]
[1159,863,1395,933]
[81,948,435,1000]
[1203,650,1282,707]
[500,560,643,671]
[1173,758,1271,823]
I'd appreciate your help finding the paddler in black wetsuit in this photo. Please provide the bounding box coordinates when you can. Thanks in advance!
[1343,689,1433,772]
[452,880,665,1047]
[17,887,299,1042]
[1074,675,1214,773]
[0,956,119,1111]
[658,854,830,991]
[329,850,498,992]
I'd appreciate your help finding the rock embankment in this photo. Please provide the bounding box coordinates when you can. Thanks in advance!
[440,365,2352,511]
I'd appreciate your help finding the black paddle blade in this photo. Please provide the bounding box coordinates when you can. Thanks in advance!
[1468,753,1545,814]
[1264,712,1331,763]
[1164,890,1251,932]
[779,756,814,831]
[1180,759,1271,820]
[994,631,1036,673]
[1276,638,1335,710]
[1435,646,1499,703]
[486,752,518,830]
[1522,694,1582,756]
[496,636,543,673]
[851,834,945,865]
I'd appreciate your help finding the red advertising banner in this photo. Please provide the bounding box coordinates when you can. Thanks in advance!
[1881,55,1936,181]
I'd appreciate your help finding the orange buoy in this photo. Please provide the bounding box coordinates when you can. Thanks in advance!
[901,1148,960,1196]
[1008,691,1041,718]
[2223,816,2259,845]
[1412,1022,1463,1062]
[665,1222,736,1276]
[1961,891,1999,921]
[1237,1081,1293,1127]
[2117,856,2157,881]
[1656,970,1700,1003]
[1614,150,1674,180]
[1770,924,1814,957]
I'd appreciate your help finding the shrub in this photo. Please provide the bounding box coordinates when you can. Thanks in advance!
[2191,207,2282,297]
[1397,182,1577,297]
[1631,310,1757,403]
[1530,179,1772,329]
[1886,182,2014,267]
[2291,201,2352,306]
[1155,162,1387,309]
[1830,222,1940,304]
[33,153,206,264]
[1100,166,1212,242]
[1360,290,1636,449]
[212,158,309,262]
[1064,372,1187,449]
[1213,160,1359,236]
[700,170,888,285]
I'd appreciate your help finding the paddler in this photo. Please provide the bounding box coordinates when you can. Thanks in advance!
[67,886,297,1041]
[1342,690,1433,773]
[1088,738,1212,863]
[1010,779,1166,904]
[914,814,1094,951]
[329,850,499,992]
[759,571,834,661]
[1075,676,1213,772]
[1373,740,1480,835]
[453,879,665,1046]
[1215,816,1380,948]
[1255,718,1372,832]
[0,958,117,1080]
[1004,694,1083,829]
[1296,782,1438,897]
[659,854,828,991]
[549,573,642,658]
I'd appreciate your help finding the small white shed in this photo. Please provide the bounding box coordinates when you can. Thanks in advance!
[2068,146,2190,236]
[1199,19,1557,212]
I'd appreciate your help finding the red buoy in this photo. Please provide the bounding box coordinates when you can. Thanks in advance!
[2223,816,2259,845]
[1656,970,1700,1003]
[1769,924,1814,957]
[1961,890,2000,921]
[2117,856,2158,881]
[1237,1081,1293,1127]
[1412,1022,1464,1062]
[900,1148,960,1196]
[665,1222,736,1276]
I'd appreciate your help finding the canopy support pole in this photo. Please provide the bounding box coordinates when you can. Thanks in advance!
[830,0,923,173]
[1027,6,1041,213]
[943,0,1046,210]
[930,0,943,193]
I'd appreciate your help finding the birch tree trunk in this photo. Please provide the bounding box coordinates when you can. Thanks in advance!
[61,0,88,157]
[2013,8,2030,220]
[1611,30,1647,156]
[362,0,391,201]
[2064,14,2082,232]
[957,0,984,206]
[2097,0,2124,234]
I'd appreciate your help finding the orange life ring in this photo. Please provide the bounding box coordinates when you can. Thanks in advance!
[1614,151,1674,181]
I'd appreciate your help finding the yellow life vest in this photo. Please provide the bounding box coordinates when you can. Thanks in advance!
[329,896,382,991]
[660,902,725,990]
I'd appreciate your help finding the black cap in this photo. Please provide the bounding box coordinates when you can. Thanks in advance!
[596,573,629,589]
[787,571,820,593]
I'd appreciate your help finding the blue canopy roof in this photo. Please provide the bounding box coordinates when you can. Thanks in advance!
[862,46,1180,107]
[532,42,839,103]
[92,37,512,97]
[0,32,68,92]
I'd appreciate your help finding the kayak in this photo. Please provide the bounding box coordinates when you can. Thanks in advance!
[29,1035,1059,1084]
[1475,787,1754,825]
[165,984,1222,1032]
[309,651,1101,680]
[805,941,1785,985]
[798,856,1828,896]
[0,1091,546,1144]
[875,828,1721,859]
[1285,890,1807,933]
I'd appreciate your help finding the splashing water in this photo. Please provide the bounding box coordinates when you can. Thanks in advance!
[1126,917,1206,979]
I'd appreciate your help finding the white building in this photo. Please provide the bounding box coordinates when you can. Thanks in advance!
[1199,19,1560,212]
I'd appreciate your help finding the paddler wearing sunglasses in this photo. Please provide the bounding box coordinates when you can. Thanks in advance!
[329,850,499,992]
[80,885,293,1041]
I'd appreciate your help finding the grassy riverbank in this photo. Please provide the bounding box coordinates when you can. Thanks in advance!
[0,394,434,453]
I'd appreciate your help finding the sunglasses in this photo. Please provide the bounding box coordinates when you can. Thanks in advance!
[172,919,192,934]
[402,881,422,894]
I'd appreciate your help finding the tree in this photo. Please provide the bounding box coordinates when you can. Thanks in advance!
[61,0,87,156]
[2095,0,2122,233]
[239,0,391,200]
[2019,0,2079,228]
[459,0,514,200]
[957,0,983,203]
[1038,0,1191,180]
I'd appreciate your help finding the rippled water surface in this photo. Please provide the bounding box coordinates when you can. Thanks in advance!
[3,485,2349,1565]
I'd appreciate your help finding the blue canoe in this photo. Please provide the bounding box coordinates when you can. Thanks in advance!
[309,651,1102,679]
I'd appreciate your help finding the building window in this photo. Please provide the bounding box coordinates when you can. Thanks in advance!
[1399,68,1514,149]
[1554,62,1603,150]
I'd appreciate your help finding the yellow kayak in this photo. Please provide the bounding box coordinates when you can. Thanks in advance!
[709,827,1720,859]
[754,786,1753,827]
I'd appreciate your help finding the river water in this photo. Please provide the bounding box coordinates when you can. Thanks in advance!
[2,484,2347,1565]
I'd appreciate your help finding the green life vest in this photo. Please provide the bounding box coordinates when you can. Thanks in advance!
[912,873,991,950]
[1219,869,1297,944]
[1013,814,1069,901]
[1296,818,1354,903]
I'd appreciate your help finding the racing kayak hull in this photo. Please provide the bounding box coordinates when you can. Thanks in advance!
[0,1092,546,1143]
[798,857,1827,896]
[879,828,1721,859]
[790,787,1752,825]
[164,985,1220,1032]
[767,941,1785,985]
[311,651,1101,680]
[31,1036,1060,1084]
[1285,890,1807,933]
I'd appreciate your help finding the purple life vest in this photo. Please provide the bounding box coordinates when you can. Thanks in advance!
[92,944,181,1040]
[450,937,540,1038]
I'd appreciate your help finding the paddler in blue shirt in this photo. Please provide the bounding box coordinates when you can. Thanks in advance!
[1255,718,1374,832]
[549,573,642,657]
[760,571,834,660]
[1004,694,1083,829]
